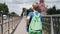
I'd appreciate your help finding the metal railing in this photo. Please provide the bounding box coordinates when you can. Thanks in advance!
[42,15,60,34]
[0,15,22,34]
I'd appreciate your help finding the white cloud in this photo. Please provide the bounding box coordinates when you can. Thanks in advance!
[7,3,32,16]
[0,0,4,3]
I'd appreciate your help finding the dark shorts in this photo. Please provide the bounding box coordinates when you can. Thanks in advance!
[26,25,29,32]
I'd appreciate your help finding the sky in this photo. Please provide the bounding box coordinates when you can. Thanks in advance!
[0,0,60,16]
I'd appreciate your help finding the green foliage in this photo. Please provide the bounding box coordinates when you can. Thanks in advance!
[10,12,19,16]
[0,3,9,14]
[47,6,60,15]
[26,8,33,16]
[21,8,27,16]
[56,10,60,14]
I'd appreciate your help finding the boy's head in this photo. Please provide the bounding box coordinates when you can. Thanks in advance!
[32,2,39,10]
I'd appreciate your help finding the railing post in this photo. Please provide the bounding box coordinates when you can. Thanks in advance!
[8,15,10,34]
[51,16,54,34]
[1,13,3,34]
[12,16,13,30]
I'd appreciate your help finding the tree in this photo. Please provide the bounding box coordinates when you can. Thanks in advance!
[47,6,56,15]
[21,8,27,16]
[56,9,60,14]
[10,12,19,16]
[0,3,9,15]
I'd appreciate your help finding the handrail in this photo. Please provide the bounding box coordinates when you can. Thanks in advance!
[42,15,60,34]
[42,15,60,17]
[0,16,22,34]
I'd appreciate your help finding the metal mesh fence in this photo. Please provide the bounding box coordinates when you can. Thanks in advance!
[42,15,60,34]
[0,16,22,34]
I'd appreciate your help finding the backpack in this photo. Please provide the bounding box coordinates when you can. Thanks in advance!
[29,12,42,32]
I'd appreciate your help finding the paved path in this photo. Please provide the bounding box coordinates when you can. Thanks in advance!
[14,17,45,34]
[14,17,28,34]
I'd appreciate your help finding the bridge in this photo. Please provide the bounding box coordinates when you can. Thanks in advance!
[0,15,60,34]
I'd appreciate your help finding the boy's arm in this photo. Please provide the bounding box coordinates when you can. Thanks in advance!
[26,12,32,27]
[26,16,30,25]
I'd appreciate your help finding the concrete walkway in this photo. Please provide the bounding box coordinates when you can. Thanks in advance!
[14,17,45,34]
[14,17,28,34]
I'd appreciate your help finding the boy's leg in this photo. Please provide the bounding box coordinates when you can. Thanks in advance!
[26,27,29,32]
[26,25,29,32]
